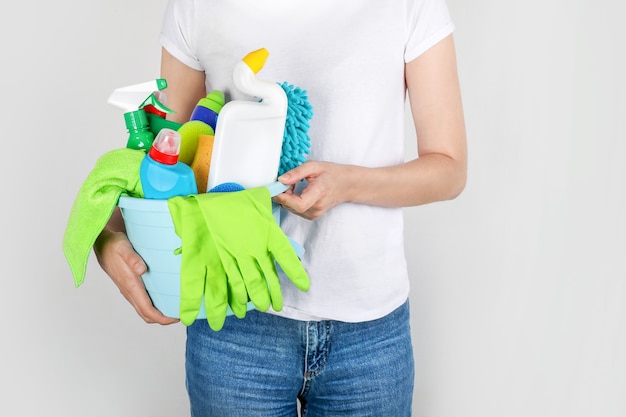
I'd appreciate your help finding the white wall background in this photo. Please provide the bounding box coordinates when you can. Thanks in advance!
[1,0,623,416]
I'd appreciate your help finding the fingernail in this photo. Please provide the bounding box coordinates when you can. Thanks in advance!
[278,173,290,182]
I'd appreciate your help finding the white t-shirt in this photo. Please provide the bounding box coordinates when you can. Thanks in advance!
[160,0,454,322]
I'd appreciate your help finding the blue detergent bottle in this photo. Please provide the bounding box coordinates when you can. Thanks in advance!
[140,128,198,199]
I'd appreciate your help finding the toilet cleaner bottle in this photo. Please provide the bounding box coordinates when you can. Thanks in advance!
[207,48,288,190]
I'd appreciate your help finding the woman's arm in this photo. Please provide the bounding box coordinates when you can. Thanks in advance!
[160,47,207,123]
[274,34,467,219]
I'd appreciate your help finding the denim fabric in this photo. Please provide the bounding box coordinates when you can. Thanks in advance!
[185,300,414,416]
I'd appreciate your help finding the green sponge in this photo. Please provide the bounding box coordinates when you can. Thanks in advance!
[177,120,214,165]
[178,90,225,165]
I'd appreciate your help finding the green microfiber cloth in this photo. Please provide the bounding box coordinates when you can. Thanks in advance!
[63,148,145,287]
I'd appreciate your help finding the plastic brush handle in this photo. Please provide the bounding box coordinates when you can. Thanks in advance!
[267,181,289,197]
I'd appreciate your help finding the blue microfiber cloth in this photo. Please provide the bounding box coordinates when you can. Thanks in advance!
[63,148,145,287]
[278,82,313,176]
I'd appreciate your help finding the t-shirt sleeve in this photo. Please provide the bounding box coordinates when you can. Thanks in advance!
[159,0,204,71]
[404,0,455,63]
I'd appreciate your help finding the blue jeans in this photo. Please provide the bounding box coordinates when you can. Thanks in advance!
[185,300,414,416]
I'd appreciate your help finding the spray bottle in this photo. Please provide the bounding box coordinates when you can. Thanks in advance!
[108,79,175,151]
[206,48,288,190]
[140,128,198,199]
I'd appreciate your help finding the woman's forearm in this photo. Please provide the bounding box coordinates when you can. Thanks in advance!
[343,153,466,208]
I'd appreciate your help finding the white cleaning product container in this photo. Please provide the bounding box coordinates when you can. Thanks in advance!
[207,48,288,190]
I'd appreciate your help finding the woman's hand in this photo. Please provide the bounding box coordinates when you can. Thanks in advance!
[273,161,355,220]
[94,228,179,325]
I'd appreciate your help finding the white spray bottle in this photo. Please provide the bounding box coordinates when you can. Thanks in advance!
[207,48,288,190]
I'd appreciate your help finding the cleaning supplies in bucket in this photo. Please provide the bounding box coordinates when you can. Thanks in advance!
[64,49,314,329]
[118,181,304,328]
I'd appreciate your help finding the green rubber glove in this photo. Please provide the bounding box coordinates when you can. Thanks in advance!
[192,187,310,312]
[168,196,229,330]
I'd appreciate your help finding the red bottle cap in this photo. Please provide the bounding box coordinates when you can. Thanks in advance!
[149,128,180,165]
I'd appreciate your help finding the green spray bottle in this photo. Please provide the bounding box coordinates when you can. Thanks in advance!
[108,79,175,151]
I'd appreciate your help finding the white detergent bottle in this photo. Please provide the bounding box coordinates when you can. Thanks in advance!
[207,48,288,190]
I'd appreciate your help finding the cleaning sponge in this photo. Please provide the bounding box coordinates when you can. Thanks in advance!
[178,90,225,165]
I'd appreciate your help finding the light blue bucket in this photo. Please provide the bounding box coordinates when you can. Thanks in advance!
[117,182,296,319]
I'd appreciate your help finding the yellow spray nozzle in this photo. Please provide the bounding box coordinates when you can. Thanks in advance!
[242,48,269,74]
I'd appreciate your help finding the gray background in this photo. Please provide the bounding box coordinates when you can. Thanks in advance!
[1,0,624,415]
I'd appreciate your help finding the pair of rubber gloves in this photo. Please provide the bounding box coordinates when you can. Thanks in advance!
[168,187,309,331]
